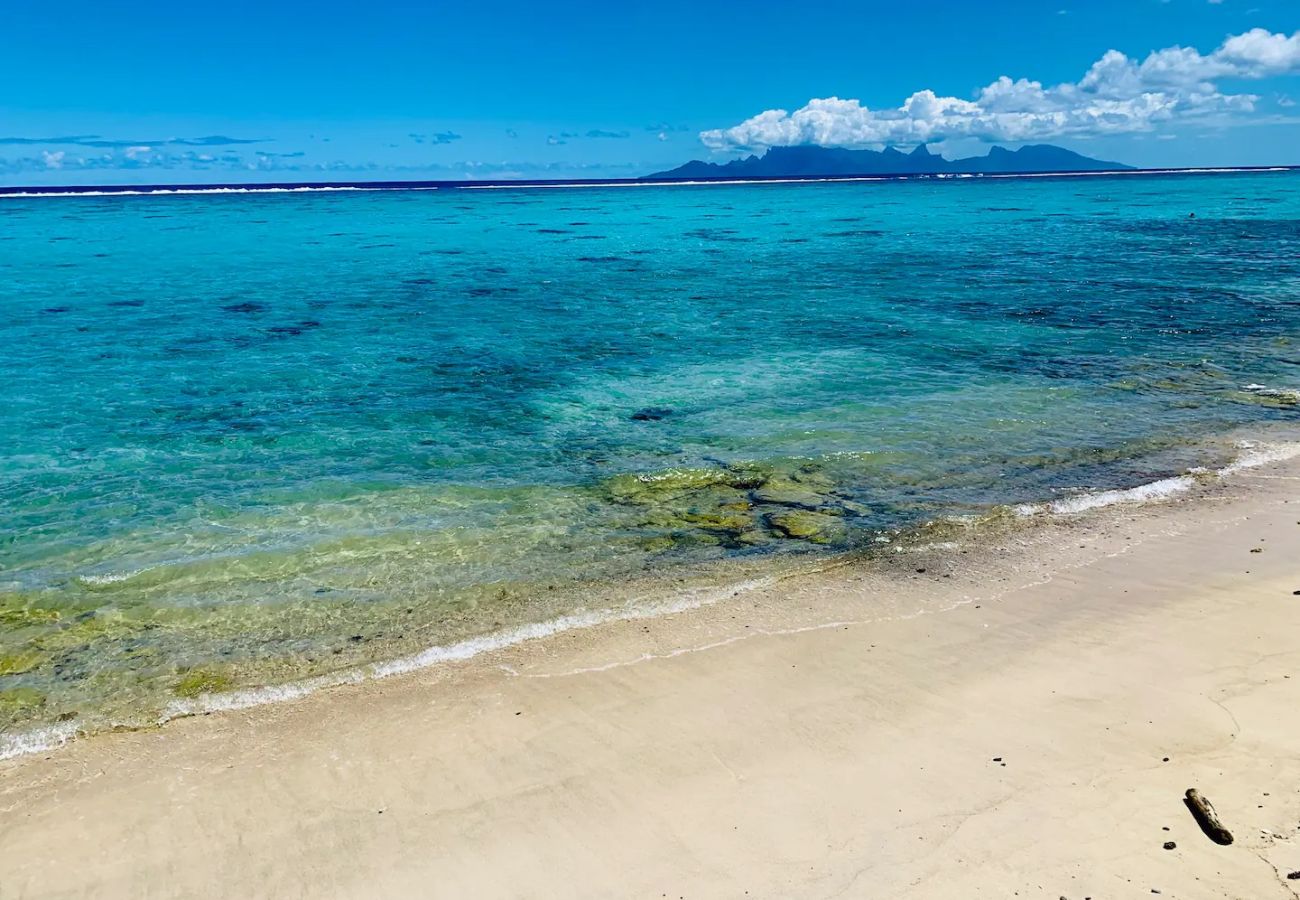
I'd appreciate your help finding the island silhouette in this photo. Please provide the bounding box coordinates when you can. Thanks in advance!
[649,143,1131,179]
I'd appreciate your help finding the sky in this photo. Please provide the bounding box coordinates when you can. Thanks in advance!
[1,0,1298,185]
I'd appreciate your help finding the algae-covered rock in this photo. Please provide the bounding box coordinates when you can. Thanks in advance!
[663,530,724,548]
[752,479,829,510]
[603,459,859,548]
[0,596,63,631]
[172,668,235,698]
[0,651,43,676]
[766,510,846,544]
[1236,384,1299,408]
[636,536,676,553]
[602,468,724,503]
[0,687,46,714]
[679,508,754,532]
[602,465,771,504]
[602,465,771,545]
[0,687,49,735]
[723,463,770,490]
[836,499,872,518]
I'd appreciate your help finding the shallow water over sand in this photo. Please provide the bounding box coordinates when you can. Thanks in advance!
[2,171,1298,738]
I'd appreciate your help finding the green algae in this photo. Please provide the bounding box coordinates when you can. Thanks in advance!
[0,688,46,722]
[0,651,43,676]
[1233,388,1299,409]
[751,480,829,510]
[598,457,868,550]
[172,669,235,698]
[602,465,771,504]
[679,508,755,532]
[0,595,76,646]
[766,510,846,544]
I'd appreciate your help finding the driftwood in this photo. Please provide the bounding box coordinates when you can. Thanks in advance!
[1185,788,1234,845]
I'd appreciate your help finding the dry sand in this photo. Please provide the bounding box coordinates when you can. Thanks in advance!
[2,454,1299,899]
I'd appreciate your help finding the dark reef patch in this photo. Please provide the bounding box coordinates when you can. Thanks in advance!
[222,301,268,314]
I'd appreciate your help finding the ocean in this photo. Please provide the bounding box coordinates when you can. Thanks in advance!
[2,170,1298,751]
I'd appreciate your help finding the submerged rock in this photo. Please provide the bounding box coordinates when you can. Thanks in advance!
[1237,384,1299,408]
[600,458,868,549]
[0,600,63,630]
[602,465,771,505]
[679,506,753,533]
[836,499,873,518]
[752,479,829,511]
[0,651,42,676]
[766,510,846,544]
[630,406,673,421]
[635,536,676,553]
[171,668,235,698]
[0,687,46,715]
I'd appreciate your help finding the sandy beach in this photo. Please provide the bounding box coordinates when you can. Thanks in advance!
[2,452,1299,899]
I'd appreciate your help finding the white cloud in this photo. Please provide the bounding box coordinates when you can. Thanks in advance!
[700,28,1300,151]
[41,150,64,169]
[1218,27,1300,75]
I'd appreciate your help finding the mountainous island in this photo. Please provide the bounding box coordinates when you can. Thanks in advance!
[647,143,1131,180]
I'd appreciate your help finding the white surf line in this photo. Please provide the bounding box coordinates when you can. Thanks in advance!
[0,185,439,199]
[509,533,1130,682]
[2,564,860,761]
[0,720,81,762]
[1014,440,1300,517]
[156,576,780,721]
[5,165,1292,201]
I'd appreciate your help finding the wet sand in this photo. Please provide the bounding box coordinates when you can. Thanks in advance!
[2,455,1299,899]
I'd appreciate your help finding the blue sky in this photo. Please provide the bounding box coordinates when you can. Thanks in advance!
[1,0,1298,184]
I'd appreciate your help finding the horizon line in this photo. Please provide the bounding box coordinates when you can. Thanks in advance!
[3,164,1299,198]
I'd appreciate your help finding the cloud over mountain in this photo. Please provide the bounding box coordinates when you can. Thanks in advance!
[701,28,1300,151]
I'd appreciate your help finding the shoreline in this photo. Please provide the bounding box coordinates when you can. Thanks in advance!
[2,448,1299,897]
[4,435,1297,762]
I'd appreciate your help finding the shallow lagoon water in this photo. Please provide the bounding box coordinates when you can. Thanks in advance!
[2,171,1298,738]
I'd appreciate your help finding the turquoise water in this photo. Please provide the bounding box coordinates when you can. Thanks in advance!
[2,172,1298,737]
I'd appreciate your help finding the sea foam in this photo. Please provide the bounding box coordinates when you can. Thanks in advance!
[0,720,81,762]
[1015,440,1300,516]
[158,577,776,722]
